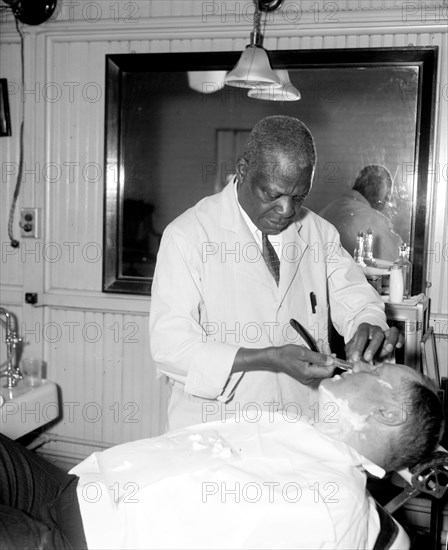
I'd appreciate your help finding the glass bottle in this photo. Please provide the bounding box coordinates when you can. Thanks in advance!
[363,228,377,267]
[353,232,366,267]
[394,243,412,298]
[389,264,404,303]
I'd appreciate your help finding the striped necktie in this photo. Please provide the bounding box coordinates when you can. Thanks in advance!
[262,233,280,285]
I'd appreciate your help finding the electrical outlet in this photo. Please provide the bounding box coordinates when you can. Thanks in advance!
[25,292,38,304]
[20,207,40,238]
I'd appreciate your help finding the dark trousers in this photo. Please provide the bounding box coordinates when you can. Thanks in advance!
[0,433,87,550]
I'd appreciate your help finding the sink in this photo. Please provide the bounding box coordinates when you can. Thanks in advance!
[0,379,59,439]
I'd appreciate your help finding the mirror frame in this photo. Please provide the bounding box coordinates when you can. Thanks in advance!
[103,46,438,295]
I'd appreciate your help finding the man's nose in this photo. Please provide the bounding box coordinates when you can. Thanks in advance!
[275,196,295,217]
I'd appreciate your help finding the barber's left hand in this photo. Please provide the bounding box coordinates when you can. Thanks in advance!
[345,323,404,363]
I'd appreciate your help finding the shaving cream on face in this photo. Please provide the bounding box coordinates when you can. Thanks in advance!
[317,384,369,439]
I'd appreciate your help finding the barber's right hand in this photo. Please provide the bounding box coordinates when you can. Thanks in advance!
[273,344,336,385]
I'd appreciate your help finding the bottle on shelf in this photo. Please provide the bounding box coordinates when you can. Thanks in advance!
[389,263,404,303]
[353,232,366,268]
[394,243,412,298]
[363,228,377,267]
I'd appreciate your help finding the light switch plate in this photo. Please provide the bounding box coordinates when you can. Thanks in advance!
[20,207,40,238]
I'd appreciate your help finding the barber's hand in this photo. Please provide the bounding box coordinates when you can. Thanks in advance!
[274,344,335,385]
[345,323,404,363]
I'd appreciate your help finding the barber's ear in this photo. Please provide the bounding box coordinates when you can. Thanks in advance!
[372,404,406,427]
[236,158,248,182]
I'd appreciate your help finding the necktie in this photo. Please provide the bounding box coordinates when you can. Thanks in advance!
[262,233,280,285]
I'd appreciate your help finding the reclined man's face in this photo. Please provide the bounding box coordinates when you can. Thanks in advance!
[318,363,422,417]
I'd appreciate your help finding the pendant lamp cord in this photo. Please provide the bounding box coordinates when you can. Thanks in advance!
[8,16,25,249]
[261,5,268,35]
[252,0,262,37]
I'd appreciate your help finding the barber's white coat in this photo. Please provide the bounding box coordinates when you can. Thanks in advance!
[149,182,388,429]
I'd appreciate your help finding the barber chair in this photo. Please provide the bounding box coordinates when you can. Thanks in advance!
[384,451,448,549]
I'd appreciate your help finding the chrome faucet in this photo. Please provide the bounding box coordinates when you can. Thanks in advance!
[0,306,23,388]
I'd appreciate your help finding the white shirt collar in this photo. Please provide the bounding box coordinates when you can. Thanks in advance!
[233,176,260,243]
[361,460,386,479]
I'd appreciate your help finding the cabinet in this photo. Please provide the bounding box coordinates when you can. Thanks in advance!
[384,294,430,370]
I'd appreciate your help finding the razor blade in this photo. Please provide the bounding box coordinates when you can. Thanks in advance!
[289,318,355,371]
[317,356,355,371]
[327,357,355,371]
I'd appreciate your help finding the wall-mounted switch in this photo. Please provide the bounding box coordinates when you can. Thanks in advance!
[20,207,40,238]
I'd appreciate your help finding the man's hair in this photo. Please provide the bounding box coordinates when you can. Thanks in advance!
[242,115,316,170]
[384,379,444,472]
[353,164,392,210]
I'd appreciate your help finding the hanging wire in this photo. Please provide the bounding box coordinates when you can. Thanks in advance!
[251,0,262,38]
[258,0,284,36]
[7,16,25,249]
[261,5,268,36]
[254,0,261,27]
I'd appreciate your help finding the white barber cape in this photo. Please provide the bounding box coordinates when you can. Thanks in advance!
[71,413,400,550]
[149,180,388,429]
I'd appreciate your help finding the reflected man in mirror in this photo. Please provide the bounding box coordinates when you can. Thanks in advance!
[319,165,403,262]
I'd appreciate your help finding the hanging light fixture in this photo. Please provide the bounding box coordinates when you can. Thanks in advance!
[248,69,301,101]
[187,71,227,94]
[224,0,285,89]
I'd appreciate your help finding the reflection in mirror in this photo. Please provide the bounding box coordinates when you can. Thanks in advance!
[103,48,437,295]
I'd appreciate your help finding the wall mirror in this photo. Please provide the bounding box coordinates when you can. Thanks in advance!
[103,47,437,295]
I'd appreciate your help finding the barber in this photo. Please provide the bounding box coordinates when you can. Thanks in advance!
[149,115,401,430]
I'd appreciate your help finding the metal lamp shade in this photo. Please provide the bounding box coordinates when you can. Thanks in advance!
[247,70,301,101]
[224,46,282,89]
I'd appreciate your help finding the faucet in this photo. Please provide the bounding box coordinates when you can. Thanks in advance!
[0,306,23,388]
